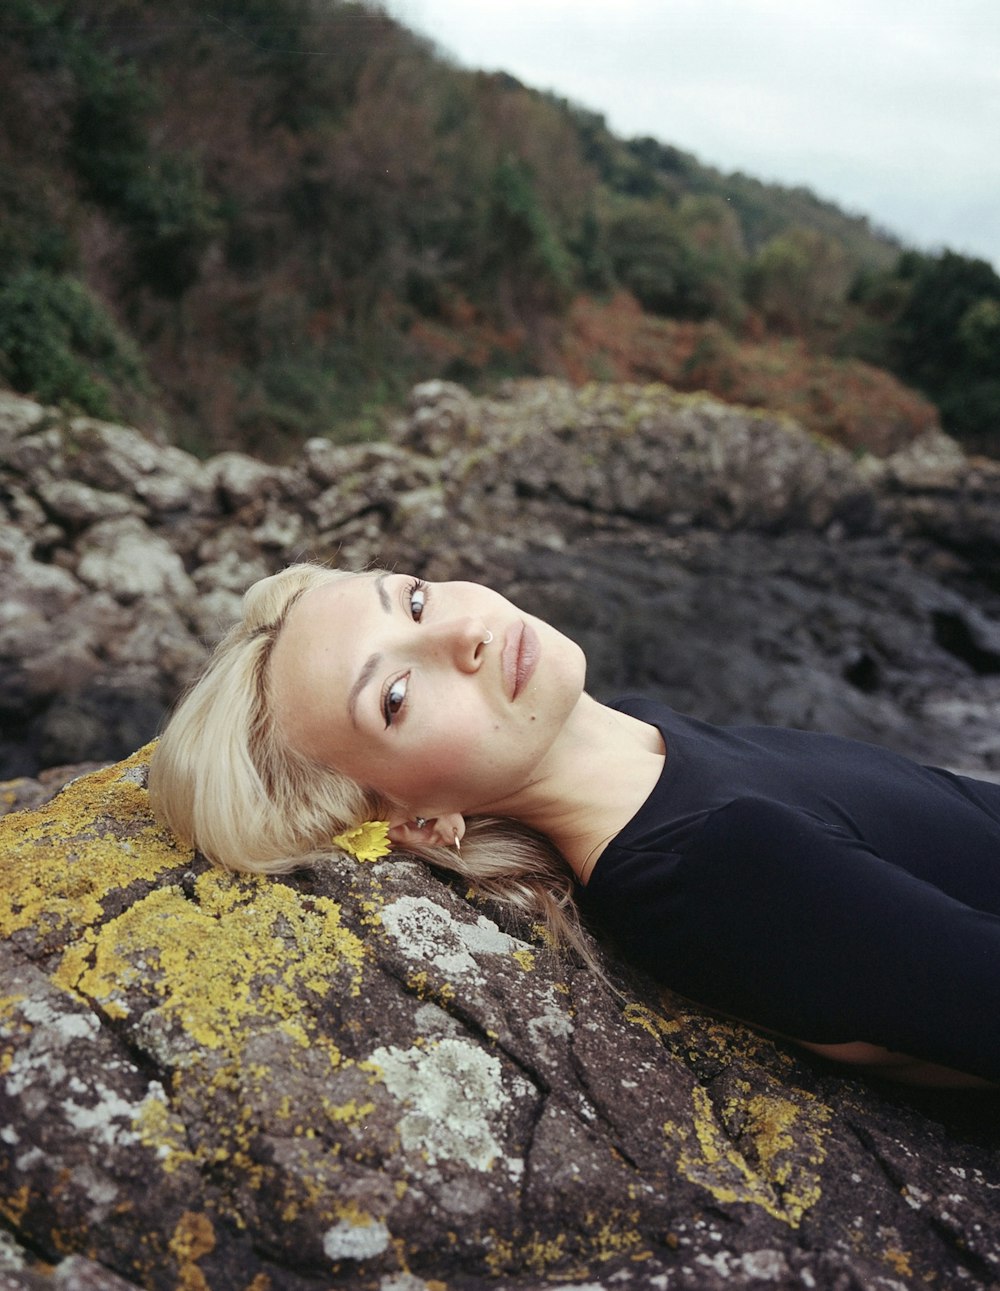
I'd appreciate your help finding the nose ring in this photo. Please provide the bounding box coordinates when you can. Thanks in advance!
[481,630,493,646]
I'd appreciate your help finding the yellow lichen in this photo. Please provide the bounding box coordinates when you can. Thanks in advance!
[511,948,536,972]
[622,1002,681,1041]
[884,1247,915,1277]
[322,1097,375,1126]
[663,1083,830,1227]
[54,871,365,1057]
[3,761,377,1218]
[405,969,455,1002]
[484,1210,647,1279]
[359,899,383,928]
[0,747,184,944]
[331,1199,384,1228]
[530,922,557,949]
[134,1093,197,1175]
[169,1211,215,1291]
[484,1231,567,1278]
[170,1211,216,1261]
[0,1184,30,1227]
[579,1210,647,1263]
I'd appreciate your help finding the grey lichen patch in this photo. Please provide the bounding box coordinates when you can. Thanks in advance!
[379,894,528,982]
[322,1215,392,1261]
[369,1037,526,1174]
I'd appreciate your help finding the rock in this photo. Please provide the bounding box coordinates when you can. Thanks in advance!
[399,379,478,457]
[206,452,294,510]
[34,478,141,529]
[1,751,998,1289]
[75,517,197,605]
[0,390,46,448]
[63,416,215,517]
[450,381,878,536]
[3,380,1000,1286]
[0,761,109,818]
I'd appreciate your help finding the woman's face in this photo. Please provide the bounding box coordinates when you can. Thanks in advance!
[268,571,587,817]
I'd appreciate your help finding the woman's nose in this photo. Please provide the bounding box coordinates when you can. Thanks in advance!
[422,617,491,671]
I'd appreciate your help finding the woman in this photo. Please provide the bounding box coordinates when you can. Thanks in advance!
[149,562,1000,1087]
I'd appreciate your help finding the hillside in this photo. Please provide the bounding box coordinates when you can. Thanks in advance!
[1,0,998,456]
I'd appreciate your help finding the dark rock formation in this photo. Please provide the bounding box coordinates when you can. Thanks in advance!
[1,751,999,1289]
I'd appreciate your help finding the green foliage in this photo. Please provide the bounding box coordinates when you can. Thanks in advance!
[64,28,219,295]
[958,297,1000,373]
[846,250,1000,451]
[605,200,697,316]
[480,157,573,310]
[0,268,147,415]
[938,380,1000,454]
[894,251,1000,392]
[128,154,222,298]
[745,228,851,338]
[68,38,153,207]
[0,0,984,456]
[0,175,75,278]
[605,196,744,322]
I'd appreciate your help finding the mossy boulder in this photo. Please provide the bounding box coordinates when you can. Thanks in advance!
[1,752,999,1289]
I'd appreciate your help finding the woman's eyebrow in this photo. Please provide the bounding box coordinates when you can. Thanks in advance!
[346,574,395,727]
[348,652,382,728]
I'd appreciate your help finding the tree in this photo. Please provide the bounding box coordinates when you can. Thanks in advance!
[745,228,851,339]
[894,250,1000,394]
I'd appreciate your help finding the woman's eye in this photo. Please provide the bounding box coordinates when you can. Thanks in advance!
[408,579,427,621]
[383,675,409,728]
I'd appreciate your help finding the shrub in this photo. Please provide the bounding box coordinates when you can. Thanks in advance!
[0,268,146,415]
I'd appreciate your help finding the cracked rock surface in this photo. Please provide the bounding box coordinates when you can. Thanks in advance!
[1,752,999,1289]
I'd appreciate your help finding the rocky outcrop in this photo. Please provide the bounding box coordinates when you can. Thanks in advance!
[3,379,1000,1289]
[1,749,999,1290]
[3,379,1000,779]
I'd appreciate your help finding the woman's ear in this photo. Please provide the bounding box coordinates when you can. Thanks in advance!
[388,812,465,851]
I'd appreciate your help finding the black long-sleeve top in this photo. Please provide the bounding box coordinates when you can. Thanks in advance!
[575,697,1000,1081]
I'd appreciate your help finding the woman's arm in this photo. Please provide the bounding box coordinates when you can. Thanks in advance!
[793,1039,998,1089]
[650,797,1000,1084]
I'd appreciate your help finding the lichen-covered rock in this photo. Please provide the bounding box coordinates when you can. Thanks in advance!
[426,380,879,537]
[1,752,998,1289]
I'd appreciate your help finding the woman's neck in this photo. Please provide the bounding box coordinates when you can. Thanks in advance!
[500,694,666,884]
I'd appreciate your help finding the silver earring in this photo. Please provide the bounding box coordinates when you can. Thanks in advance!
[481,630,493,645]
[454,832,461,853]
[415,816,427,829]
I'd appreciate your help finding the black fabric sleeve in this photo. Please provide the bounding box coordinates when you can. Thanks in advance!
[629,797,1000,1082]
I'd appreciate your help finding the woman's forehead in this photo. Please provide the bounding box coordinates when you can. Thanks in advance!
[268,579,370,749]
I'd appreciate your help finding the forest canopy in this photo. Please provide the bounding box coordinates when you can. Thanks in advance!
[1,0,997,457]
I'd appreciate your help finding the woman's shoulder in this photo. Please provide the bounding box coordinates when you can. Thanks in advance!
[587,794,824,894]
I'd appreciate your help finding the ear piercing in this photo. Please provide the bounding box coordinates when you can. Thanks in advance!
[481,630,493,645]
[412,818,461,851]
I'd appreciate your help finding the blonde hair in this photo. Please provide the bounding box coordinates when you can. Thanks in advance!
[148,562,601,970]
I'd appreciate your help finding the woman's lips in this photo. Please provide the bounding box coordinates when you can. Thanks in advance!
[503,621,540,700]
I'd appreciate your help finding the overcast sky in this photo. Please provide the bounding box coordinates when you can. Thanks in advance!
[385,0,1000,271]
